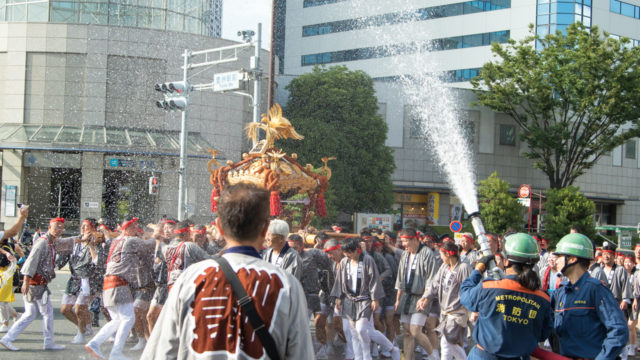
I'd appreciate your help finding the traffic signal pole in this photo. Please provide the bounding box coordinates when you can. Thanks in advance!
[252,23,262,146]
[177,49,190,221]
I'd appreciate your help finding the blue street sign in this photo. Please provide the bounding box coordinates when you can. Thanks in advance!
[450,221,462,233]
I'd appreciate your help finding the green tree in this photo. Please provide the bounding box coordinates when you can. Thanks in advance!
[544,186,596,244]
[471,23,640,189]
[280,66,395,223]
[478,172,525,234]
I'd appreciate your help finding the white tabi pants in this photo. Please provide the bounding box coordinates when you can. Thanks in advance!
[367,315,394,353]
[3,299,55,346]
[88,302,135,357]
[342,316,354,359]
[440,336,466,360]
[349,317,373,360]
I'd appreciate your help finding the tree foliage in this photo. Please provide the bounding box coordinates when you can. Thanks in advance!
[544,186,596,244]
[478,172,525,234]
[471,23,640,189]
[280,66,395,223]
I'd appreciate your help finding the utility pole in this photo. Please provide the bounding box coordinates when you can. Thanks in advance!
[253,23,262,128]
[177,49,190,221]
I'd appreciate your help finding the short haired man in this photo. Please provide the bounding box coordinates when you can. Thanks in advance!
[459,232,479,266]
[394,228,438,360]
[1,210,78,352]
[263,219,302,280]
[287,234,334,359]
[142,183,313,359]
[552,233,628,359]
[331,237,399,360]
[84,216,156,360]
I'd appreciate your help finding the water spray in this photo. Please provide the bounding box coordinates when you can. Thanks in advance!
[468,211,492,256]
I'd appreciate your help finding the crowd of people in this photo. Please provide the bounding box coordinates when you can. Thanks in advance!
[0,184,633,360]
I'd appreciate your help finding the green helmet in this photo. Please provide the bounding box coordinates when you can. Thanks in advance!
[503,233,540,265]
[554,233,594,260]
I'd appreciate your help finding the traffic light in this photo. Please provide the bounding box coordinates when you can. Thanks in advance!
[148,176,159,195]
[154,81,190,111]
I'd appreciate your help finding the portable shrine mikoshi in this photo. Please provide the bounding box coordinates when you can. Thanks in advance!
[207,104,334,229]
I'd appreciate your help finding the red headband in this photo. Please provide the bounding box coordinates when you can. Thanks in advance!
[121,217,138,230]
[461,234,474,243]
[82,220,95,231]
[441,249,458,256]
[192,228,207,235]
[602,249,615,255]
[323,244,341,252]
[98,224,113,232]
[174,228,190,234]
[50,217,65,225]
[373,242,383,248]
[163,220,177,225]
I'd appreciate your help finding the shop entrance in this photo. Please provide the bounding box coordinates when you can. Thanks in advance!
[102,170,157,226]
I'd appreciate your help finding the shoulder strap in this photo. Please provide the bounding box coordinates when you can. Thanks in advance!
[212,255,281,360]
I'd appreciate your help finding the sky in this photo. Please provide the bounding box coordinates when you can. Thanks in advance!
[221,1,273,49]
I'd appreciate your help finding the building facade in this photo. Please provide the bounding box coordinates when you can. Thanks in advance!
[0,1,265,231]
[276,0,640,229]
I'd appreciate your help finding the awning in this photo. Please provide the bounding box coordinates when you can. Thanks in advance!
[0,124,225,159]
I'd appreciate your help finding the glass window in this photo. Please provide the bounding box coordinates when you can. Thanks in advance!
[537,25,549,36]
[127,129,153,147]
[55,126,82,143]
[610,0,621,13]
[166,0,182,12]
[0,124,22,140]
[583,0,591,6]
[463,2,484,14]
[463,34,483,47]
[185,16,198,34]
[0,7,5,21]
[499,124,516,145]
[148,131,178,149]
[31,126,62,142]
[27,1,47,21]
[79,2,108,24]
[625,139,636,159]
[574,2,582,15]
[105,128,130,146]
[583,5,591,17]
[149,8,163,29]
[6,125,40,142]
[537,14,549,25]
[303,26,317,36]
[7,4,26,21]
[166,12,183,31]
[621,2,634,17]
[555,2,574,13]
[490,30,509,43]
[583,16,591,26]
[81,127,105,144]
[551,14,574,25]
[537,3,550,15]
[443,3,463,16]
[50,1,77,22]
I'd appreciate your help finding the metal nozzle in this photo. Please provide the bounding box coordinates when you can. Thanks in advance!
[468,211,492,256]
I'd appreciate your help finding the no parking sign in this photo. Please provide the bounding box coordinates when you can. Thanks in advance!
[449,220,462,233]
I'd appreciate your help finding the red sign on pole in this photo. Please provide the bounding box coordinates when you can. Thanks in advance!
[450,221,462,233]
[518,184,531,199]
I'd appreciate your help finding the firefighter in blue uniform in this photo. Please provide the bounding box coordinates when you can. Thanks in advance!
[461,233,552,359]
[552,233,628,360]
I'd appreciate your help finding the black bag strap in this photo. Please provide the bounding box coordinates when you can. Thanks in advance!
[212,255,281,360]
